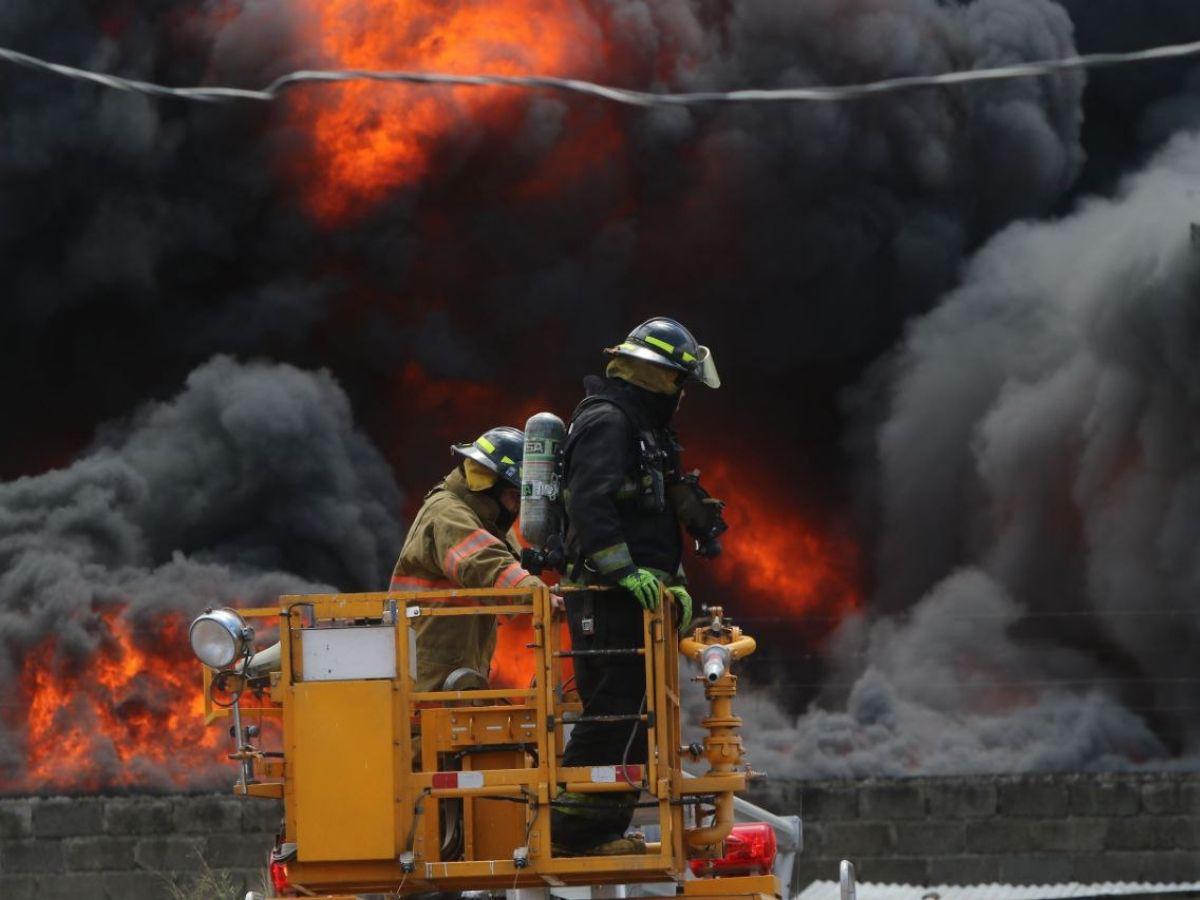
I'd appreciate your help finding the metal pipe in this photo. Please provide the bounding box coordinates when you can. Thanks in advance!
[230,699,252,795]
[562,781,644,793]
[679,634,757,663]
[679,620,758,852]
[427,785,524,799]
[685,791,735,848]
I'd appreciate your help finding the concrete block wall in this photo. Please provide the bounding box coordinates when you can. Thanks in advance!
[745,773,1200,886]
[1,774,1197,897]
[0,794,282,900]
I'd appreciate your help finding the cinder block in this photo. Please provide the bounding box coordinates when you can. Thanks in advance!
[62,836,136,871]
[205,832,274,869]
[798,823,826,858]
[1141,781,1180,815]
[853,857,929,885]
[103,798,173,835]
[1162,815,1200,849]
[0,840,64,874]
[1070,852,1146,883]
[792,857,841,888]
[999,854,1073,885]
[891,822,965,856]
[1028,818,1108,852]
[1105,816,1164,851]
[1154,851,1200,881]
[25,873,104,900]
[0,802,32,839]
[859,783,924,820]
[927,855,1000,885]
[743,782,796,814]
[965,820,1030,854]
[997,780,1068,817]
[240,800,283,834]
[821,822,895,857]
[32,798,102,838]
[0,874,36,900]
[802,784,859,821]
[133,835,205,872]
[927,781,996,819]
[171,796,242,834]
[100,870,176,900]
[1068,779,1139,816]
[1180,780,1200,814]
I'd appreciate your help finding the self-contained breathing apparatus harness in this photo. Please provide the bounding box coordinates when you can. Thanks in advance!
[519,390,727,578]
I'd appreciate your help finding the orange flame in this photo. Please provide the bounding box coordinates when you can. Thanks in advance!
[491,616,572,693]
[692,458,862,630]
[288,0,604,223]
[11,611,230,794]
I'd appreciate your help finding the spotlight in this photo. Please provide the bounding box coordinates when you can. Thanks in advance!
[189,608,253,670]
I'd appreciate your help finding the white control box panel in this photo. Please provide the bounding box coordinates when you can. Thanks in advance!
[300,625,397,681]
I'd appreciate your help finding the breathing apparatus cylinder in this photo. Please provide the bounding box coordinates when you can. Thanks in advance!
[520,412,566,549]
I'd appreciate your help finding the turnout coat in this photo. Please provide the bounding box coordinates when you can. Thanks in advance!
[390,468,533,691]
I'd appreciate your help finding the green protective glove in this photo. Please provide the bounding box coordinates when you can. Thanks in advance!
[668,586,694,634]
[619,568,662,611]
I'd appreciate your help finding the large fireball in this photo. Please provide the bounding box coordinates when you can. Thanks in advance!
[288,0,603,223]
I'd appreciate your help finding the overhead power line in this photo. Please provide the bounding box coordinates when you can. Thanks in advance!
[2,38,1200,107]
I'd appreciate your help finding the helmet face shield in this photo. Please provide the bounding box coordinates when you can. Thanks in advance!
[696,345,721,389]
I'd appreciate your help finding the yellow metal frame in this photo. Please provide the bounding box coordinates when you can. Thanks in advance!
[210,588,775,899]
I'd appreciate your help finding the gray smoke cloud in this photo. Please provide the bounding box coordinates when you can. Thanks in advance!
[739,130,1200,776]
[0,356,403,790]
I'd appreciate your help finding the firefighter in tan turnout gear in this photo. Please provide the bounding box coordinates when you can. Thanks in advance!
[391,426,549,692]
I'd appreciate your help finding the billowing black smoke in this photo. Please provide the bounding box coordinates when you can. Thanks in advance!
[0,356,402,787]
[0,0,1088,478]
[3,0,1200,782]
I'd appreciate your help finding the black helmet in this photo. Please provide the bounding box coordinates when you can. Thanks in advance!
[451,426,524,488]
[605,317,721,388]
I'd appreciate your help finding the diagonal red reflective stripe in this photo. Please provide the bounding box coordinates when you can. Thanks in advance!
[443,528,502,580]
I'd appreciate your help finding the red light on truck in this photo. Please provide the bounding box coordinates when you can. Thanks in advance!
[270,859,291,894]
[689,822,777,877]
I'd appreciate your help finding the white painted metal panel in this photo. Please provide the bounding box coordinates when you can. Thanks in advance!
[300,625,396,681]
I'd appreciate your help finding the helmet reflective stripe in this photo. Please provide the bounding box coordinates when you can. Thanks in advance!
[476,436,496,453]
[644,335,675,354]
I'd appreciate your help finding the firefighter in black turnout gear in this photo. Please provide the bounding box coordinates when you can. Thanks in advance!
[551,317,722,856]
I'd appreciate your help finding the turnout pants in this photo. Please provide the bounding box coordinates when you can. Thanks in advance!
[550,587,647,850]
